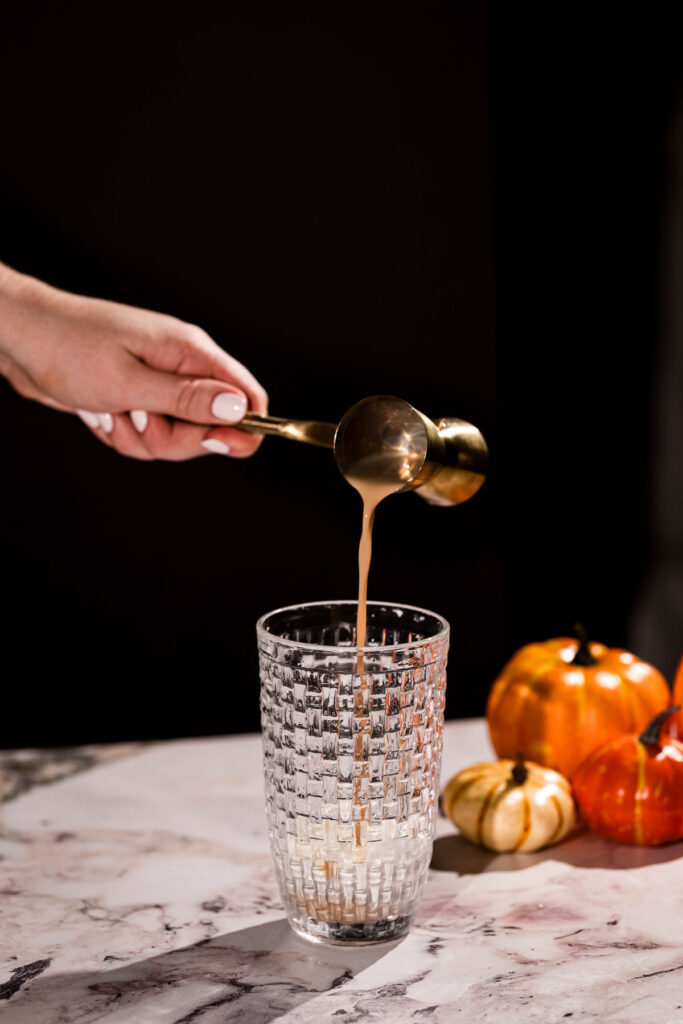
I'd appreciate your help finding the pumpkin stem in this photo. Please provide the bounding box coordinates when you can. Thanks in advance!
[639,705,681,747]
[571,622,598,666]
[511,751,528,785]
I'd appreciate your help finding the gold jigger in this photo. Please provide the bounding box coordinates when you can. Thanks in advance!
[238,395,487,507]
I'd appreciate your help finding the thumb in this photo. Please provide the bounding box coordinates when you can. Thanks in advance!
[129,363,249,424]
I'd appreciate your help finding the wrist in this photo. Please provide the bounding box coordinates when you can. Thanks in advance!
[0,263,55,361]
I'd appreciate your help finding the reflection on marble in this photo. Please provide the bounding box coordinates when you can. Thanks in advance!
[0,720,681,1022]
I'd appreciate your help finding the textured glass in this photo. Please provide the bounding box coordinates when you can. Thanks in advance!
[257,600,449,945]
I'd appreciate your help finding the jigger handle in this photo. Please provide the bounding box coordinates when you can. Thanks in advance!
[238,412,336,449]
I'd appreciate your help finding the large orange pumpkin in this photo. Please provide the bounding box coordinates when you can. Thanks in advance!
[573,706,683,845]
[486,627,670,779]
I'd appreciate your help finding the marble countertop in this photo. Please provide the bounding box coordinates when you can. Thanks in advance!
[1,719,682,1023]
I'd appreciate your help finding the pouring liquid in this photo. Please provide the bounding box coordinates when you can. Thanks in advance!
[354,480,399,652]
[346,452,419,846]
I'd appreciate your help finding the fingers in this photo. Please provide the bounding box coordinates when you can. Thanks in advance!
[207,351,269,415]
[136,415,263,461]
[103,413,155,459]
[75,411,153,459]
[199,426,265,459]
[76,411,115,434]
[74,409,263,461]
[185,340,269,416]
[127,322,269,415]
[125,362,258,427]
[70,317,271,460]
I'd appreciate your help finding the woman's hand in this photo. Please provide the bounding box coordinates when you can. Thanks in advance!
[0,263,268,460]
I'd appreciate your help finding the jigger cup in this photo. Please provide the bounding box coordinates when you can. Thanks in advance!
[238,395,488,507]
[257,600,450,945]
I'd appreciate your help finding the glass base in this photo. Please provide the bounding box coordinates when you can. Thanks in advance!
[288,914,412,945]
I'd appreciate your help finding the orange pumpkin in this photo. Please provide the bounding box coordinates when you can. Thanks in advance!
[573,706,683,845]
[486,627,670,779]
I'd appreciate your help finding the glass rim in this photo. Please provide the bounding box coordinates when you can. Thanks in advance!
[256,599,450,655]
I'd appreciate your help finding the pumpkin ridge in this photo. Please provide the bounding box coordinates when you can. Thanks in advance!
[523,659,562,690]
[443,775,481,817]
[620,670,639,733]
[539,769,572,795]
[515,662,565,761]
[578,738,622,779]
[513,791,532,851]
[633,741,647,845]
[576,668,588,756]
[476,780,503,847]
[546,793,566,845]
[485,676,506,718]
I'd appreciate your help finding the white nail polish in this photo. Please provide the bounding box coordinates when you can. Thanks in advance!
[130,410,148,433]
[201,439,231,455]
[211,392,247,423]
[76,410,100,429]
[99,413,114,434]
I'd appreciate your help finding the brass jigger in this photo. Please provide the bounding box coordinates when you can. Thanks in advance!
[237,395,488,507]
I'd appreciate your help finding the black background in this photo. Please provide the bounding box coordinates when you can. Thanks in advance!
[0,3,679,747]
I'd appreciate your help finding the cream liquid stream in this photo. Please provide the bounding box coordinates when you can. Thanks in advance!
[353,477,402,653]
[348,451,419,654]
[347,459,408,846]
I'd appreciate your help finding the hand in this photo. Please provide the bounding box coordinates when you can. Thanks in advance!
[0,263,268,460]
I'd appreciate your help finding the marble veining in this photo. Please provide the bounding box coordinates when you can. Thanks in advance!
[0,720,681,1023]
[0,743,143,803]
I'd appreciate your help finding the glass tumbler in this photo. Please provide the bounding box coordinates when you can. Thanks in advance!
[257,600,449,945]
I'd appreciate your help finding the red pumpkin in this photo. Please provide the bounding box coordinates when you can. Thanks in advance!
[486,627,670,779]
[573,706,683,845]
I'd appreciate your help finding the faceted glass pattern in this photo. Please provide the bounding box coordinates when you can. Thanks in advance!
[257,601,449,944]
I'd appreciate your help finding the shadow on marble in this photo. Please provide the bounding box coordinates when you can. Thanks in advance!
[431,830,683,875]
[4,917,405,1023]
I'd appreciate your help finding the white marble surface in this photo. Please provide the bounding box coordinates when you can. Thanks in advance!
[1,720,682,1023]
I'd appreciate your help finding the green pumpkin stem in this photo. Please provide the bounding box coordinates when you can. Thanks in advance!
[639,705,681,747]
[571,622,598,666]
[511,750,528,785]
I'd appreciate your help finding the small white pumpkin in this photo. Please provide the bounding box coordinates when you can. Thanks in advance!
[441,753,576,852]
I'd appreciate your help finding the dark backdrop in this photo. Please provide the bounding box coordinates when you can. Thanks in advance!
[0,3,678,746]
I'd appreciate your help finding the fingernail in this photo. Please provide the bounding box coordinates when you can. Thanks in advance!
[130,410,148,433]
[99,413,114,434]
[201,439,231,455]
[76,410,100,429]
[211,392,247,423]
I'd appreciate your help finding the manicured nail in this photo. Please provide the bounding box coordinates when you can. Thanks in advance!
[211,392,247,423]
[99,413,114,434]
[130,410,148,433]
[201,439,231,455]
[76,410,100,429]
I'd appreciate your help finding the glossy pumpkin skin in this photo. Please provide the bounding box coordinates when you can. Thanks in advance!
[441,758,576,852]
[486,638,670,779]
[573,722,683,846]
